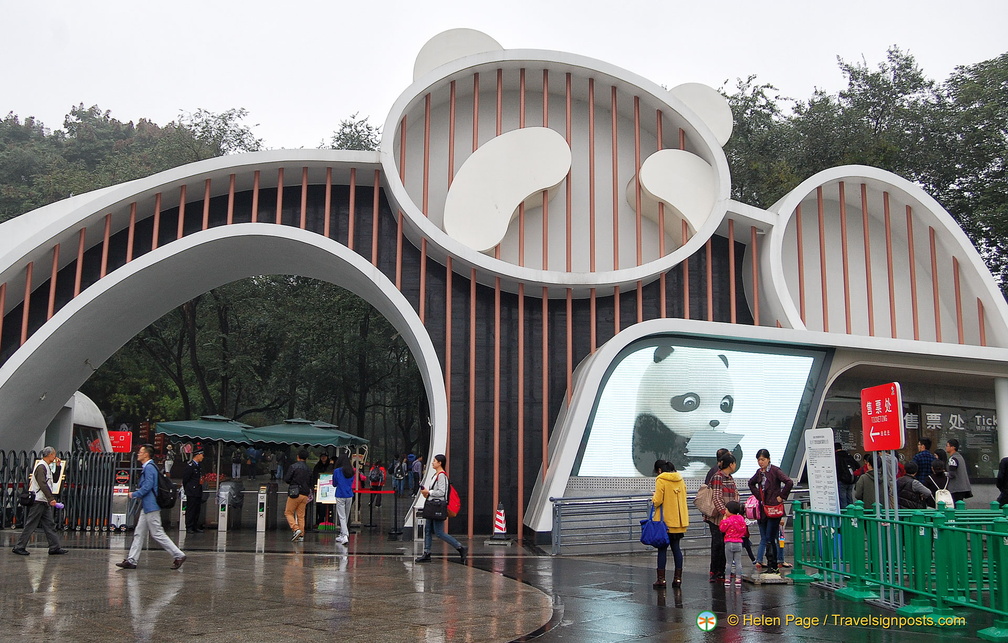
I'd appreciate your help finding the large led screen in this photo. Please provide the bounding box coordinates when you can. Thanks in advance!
[573,337,830,481]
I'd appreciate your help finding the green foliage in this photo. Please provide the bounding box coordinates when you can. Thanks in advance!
[324,113,381,151]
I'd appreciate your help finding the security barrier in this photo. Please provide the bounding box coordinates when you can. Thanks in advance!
[792,500,1008,641]
[0,450,121,531]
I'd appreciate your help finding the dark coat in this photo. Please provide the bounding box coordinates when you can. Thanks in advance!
[748,464,794,507]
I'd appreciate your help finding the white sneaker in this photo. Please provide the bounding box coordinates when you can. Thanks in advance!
[291,529,302,541]
[337,536,349,545]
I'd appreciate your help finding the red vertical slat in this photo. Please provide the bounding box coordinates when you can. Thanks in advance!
[47,244,59,320]
[151,192,162,250]
[177,185,187,239]
[907,205,919,340]
[100,214,111,278]
[274,170,283,225]
[126,202,137,263]
[20,262,33,346]
[227,174,236,226]
[250,172,259,223]
[202,179,212,230]
[978,299,987,346]
[74,228,85,297]
[953,257,964,344]
[929,226,941,342]
[884,193,897,337]
[861,184,875,336]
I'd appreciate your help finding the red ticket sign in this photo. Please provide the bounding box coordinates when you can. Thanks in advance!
[108,430,134,453]
[861,382,904,451]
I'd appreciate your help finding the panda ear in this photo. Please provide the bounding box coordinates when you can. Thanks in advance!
[718,354,729,368]
[653,346,675,363]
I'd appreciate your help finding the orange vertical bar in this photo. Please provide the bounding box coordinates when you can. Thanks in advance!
[472,73,480,152]
[541,71,551,271]
[74,228,85,297]
[907,205,919,340]
[371,171,380,266]
[202,179,212,230]
[884,193,897,337]
[177,185,187,239]
[978,299,987,346]
[47,244,59,320]
[516,281,524,532]
[126,202,137,263]
[227,174,236,226]
[816,186,829,332]
[633,96,642,268]
[796,204,806,323]
[566,289,573,404]
[611,86,619,272]
[323,167,333,239]
[729,220,737,323]
[564,74,572,274]
[347,168,356,249]
[953,256,964,344]
[448,81,456,186]
[839,181,851,333]
[679,128,686,150]
[929,226,941,342]
[299,167,308,229]
[750,226,760,325]
[541,288,549,480]
[468,269,477,537]
[100,213,111,278]
[682,220,690,319]
[493,277,501,512]
[151,193,162,250]
[519,69,526,266]
[20,262,33,345]
[250,171,259,223]
[861,184,875,336]
[588,78,596,273]
[274,169,284,225]
[423,93,431,216]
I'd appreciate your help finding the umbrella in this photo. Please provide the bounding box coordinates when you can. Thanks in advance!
[242,418,369,448]
[155,415,252,442]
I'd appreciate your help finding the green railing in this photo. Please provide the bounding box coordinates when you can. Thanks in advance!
[792,500,1008,642]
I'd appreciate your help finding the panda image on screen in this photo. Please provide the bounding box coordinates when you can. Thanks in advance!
[631,345,744,476]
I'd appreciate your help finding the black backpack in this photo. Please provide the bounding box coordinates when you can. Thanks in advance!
[368,467,383,484]
[156,467,178,509]
[837,452,857,485]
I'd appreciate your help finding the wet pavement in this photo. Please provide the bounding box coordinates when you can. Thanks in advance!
[0,509,998,642]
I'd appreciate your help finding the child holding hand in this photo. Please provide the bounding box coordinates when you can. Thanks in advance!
[720,500,748,587]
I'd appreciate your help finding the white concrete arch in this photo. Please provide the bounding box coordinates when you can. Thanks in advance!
[0,224,448,462]
[760,165,1008,347]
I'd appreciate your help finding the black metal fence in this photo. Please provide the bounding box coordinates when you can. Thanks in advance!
[0,450,122,531]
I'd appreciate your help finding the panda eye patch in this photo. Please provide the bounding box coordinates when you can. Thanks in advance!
[720,395,734,413]
[670,393,700,412]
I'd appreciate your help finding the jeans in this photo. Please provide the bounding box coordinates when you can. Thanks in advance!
[838,483,855,509]
[423,518,461,553]
[335,496,352,541]
[724,541,744,576]
[128,510,183,564]
[756,517,781,568]
[656,532,684,570]
[16,502,62,551]
[231,463,241,479]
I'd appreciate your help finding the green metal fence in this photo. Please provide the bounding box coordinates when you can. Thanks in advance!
[792,500,1008,641]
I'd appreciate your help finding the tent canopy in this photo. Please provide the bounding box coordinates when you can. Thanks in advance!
[155,415,252,442]
[156,416,368,448]
[243,418,369,448]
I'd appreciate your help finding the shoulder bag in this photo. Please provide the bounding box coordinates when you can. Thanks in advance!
[760,469,786,518]
[640,502,670,548]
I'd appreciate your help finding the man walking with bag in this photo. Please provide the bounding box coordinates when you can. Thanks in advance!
[12,446,68,556]
[116,444,186,570]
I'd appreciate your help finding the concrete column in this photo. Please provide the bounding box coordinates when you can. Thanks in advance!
[995,378,1008,459]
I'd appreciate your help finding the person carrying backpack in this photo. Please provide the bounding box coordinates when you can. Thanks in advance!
[368,461,387,508]
[116,444,186,570]
[834,443,858,509]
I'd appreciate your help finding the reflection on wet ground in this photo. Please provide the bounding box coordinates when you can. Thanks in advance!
[0,523,995,642]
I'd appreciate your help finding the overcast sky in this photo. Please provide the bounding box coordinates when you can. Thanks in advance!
[4,1,1007,150]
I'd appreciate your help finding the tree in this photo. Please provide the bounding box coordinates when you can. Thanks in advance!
[324,113,381,151]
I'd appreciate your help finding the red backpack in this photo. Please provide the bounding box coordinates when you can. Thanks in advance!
[437,472,462,518]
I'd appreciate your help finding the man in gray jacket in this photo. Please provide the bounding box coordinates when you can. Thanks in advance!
[945,439,973,505]
[12,446,68,555]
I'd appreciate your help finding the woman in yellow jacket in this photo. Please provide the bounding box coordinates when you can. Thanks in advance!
[652,459,689,588]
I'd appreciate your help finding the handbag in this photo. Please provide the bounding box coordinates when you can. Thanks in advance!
[287,483,300,498]
[18,489,36,507]
[421,497,448,520]
[762,502,786,518]
[693,483,717,518]
[640,503,670,548]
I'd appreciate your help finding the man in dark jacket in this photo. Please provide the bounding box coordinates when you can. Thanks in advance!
[834,443,858,509]
[182,449,205,533]
[284,450,312,542]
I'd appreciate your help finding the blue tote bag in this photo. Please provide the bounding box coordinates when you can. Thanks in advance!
[640,502,670,548]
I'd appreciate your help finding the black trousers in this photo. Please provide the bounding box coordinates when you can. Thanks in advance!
[185,492,203,530]
[17,502,62,551]
[708,521,726,577]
